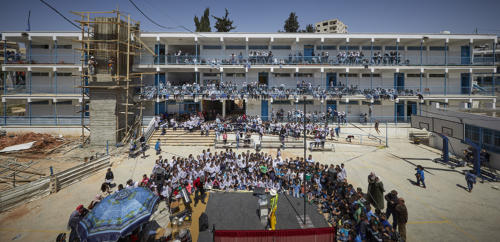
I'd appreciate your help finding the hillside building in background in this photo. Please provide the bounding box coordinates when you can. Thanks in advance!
[315,19,347,34]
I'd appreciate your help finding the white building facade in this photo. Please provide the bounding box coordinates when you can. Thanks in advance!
[1,32,497,125]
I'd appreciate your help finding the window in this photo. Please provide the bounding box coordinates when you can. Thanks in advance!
[271,45,291,50]
[273,73,291,77]
[339,73,358,78]
[249,45,268,50]
[429,74,445,78]
[483,128,493,145]
[32,100,49,104]
[203,45,222,49]
[272,100,290,105]
[293,73,313,77]
[407,74,422,78]
[56,73,72,77]
[32,45,49,49]
[32,72,49,76]
[339,45,359,50]
[385,46,399,51]
[323,22,328,26]
[361,73,381,77]
[339,100,359,105]
[225,73,245,77]
[407,46,427,51]
[57,100,72,105]
[329,26,337,30]
[54,45,72,49]
[494,131,500,148]
[316,45,336,50]
[203,73,220,77]
[226,45,245,50]
[362,46,382,50]
[362,100,381,105]
[296,100,314,105]
[430,46,448,51]
[465,124,480,143]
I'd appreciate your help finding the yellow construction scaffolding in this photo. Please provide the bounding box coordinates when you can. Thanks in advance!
[72,9,156,145]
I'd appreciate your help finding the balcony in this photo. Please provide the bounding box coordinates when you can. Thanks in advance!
[138,83,495,101]
[3,53,81,65]
[136,54,495,67]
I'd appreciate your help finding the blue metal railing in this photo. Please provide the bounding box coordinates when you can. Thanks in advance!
[137,54,495,67]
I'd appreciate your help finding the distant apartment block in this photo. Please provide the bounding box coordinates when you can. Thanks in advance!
[315,19,347,34]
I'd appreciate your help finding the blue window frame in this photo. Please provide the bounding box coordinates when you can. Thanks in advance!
[430,46,449,51]
[362,46,382,50]
[272,45,291,50]
[226,45,245,50]
[407,46,427,51]
[203,45,222,49]
[316,45,336,50]
[465,124,480,143]
[249,45,268,50]
[339,45,359,50]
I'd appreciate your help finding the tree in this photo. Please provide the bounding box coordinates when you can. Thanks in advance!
[212,8,236,32]
[194,8,211,32]
[305,24,315,33]
[283,12,299,32]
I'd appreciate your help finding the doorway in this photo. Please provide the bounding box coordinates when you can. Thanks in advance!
[155,44,165,64]
[258,72,269,86]
[461,46,471,65]
[394,73,405,92]
[461,73,471,94]
[326,72,337,89]
[202,100,222,120]
[304,45,314,63]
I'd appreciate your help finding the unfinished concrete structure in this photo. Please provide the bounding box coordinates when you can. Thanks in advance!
[73,10,151,146]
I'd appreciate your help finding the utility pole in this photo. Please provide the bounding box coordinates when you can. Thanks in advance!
[302,95,307,225]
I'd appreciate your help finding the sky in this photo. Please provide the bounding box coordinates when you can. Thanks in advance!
[0,0,499,34]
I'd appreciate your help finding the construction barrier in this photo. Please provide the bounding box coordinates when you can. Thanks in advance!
[0,155,110,212]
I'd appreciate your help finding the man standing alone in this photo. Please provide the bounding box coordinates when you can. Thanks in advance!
[395,198,408,241]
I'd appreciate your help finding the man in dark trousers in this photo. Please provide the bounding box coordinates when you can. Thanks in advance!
[384,190,399,229]
[395,198,408,242]
[67,205,85,242]
[194,176,206,206]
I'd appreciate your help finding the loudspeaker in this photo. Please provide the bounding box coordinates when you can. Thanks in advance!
[199,212,209,231]
[253,187,266,196]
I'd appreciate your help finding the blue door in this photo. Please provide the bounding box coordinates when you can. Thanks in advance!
[461,73,471,94]
[155,73,166,87]
[258,72,269,86]
[461,46,470,65]
[394,73,404,92]
[155,44,165,64]
[304,45,314,62]
[326,100,337,111]
[395,103,404,122]
[261,100,269,121]
[407,101,417,116]
[326,72,337,89]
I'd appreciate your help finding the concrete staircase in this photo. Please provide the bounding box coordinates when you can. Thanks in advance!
[149,129,216,146]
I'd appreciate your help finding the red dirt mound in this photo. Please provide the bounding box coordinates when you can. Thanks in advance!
[0,132,63,153]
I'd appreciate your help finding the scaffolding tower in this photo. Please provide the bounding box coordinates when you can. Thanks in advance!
[72,9,155,146]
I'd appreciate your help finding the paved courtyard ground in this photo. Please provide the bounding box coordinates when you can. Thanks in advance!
[0,136,499,242]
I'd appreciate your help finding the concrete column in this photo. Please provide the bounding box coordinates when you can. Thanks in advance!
[403,100,408,122]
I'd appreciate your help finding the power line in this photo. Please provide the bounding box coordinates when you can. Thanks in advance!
[39,0,80,30]
[128,0,208,37]
[127,0,178,30]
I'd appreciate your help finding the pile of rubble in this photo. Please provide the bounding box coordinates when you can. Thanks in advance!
[0,132,64,153]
